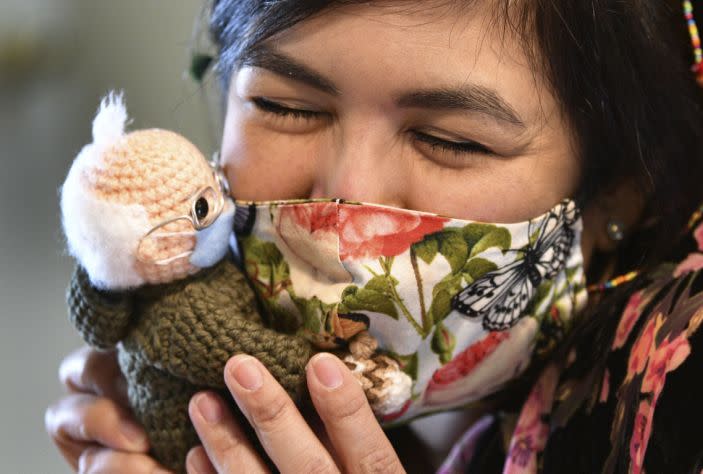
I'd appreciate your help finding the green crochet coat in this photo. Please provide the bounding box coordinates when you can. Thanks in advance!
[67,256,313,473]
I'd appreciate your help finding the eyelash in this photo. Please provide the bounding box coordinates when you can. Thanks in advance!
[252,97,323,120]
[251,97,494,156]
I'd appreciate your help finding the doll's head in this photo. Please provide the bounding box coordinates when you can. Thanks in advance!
[61,93,232,290]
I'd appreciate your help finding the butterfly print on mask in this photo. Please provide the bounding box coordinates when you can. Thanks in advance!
[451,201,579,331]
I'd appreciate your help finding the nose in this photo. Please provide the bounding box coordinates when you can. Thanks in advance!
[309,117,406,208]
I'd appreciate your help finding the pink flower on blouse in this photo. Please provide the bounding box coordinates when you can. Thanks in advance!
[503,366,559,474]
[599,369,610,403]
[641,332,691,396]
[627,313,658,378]
[673,222,703,277]
[674,253,703,277]
[612,290,646,350]
[338,205,447,261]
[629,400,654,474]
[695,222,703,250]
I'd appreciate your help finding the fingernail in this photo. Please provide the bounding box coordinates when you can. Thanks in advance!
[230,356,263,391]
[312,354,343,389]
[196,393,223,424]
[120,420,148,448]
[187,448,211,474]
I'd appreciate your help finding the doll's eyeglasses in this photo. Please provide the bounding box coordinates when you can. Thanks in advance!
[136,160,229,265]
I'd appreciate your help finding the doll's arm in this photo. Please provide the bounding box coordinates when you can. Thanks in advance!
[144,259,314,399]
[67,265,134,350]
[160,303,314,399]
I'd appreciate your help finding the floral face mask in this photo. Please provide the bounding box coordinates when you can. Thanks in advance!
[232,198,587,424]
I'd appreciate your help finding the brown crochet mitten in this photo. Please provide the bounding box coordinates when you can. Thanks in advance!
[340,331,413,420]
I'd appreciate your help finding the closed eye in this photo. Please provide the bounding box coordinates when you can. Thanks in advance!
[411,131,495,156]
[251,97,326,120]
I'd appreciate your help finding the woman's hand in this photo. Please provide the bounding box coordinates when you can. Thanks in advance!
[186,353,406,474]
[44,346,172,473]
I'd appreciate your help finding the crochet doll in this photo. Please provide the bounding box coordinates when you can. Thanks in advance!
[60,93,409,472]
[60,93,315,472]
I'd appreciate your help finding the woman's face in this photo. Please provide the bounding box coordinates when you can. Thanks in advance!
[221,1,580,224]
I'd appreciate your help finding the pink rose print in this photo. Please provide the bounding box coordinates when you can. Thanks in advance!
[428,332,509,386]
[641,332,691,396]
[338,205,447,261]
[612,290,646,350]
[425,318,537,407]
[630,400,654,474]
[275,202,351,283]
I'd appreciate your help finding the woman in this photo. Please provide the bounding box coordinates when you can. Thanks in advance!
[45,0,703,472]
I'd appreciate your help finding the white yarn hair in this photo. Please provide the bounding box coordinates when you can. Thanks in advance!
[60,92,149,290]
[92,91,129,155]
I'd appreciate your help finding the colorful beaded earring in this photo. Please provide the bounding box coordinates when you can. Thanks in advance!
[684,0,703,85]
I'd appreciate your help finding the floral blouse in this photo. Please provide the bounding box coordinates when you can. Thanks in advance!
[438,218,703,473]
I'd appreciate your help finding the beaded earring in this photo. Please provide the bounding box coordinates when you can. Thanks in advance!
[684,0,703,85]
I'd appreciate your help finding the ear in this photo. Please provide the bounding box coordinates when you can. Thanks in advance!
[581,177,647,261]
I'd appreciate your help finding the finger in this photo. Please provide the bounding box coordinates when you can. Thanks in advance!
[78,447,171,474]
[185,446,216,474]
[188,391,270,474]
[307,353,405,474]
[45,393,149,460]
[59,346,129,407]
[224,355,340,474]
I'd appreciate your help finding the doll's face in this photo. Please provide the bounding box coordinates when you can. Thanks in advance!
[131,133,223,283]
[220,1,586,247]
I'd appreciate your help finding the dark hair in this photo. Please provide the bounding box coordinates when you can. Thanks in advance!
[207,0,703,470]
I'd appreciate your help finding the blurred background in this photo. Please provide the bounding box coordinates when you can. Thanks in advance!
[0,1,217,471]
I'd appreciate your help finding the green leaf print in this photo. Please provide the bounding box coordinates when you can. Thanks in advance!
[239,235,290,298]
[462,257,498,282]
[412,228,468,274]
[462,223,512,258]
[437,229,469,274]
[412,236,439,265]
[289,294,325,334]
[429,273,464,323]
[340,276,400,319]
[431,322,456,364]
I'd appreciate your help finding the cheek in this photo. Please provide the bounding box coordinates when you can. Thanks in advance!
[405,151,580,223]
[220,107,320,201]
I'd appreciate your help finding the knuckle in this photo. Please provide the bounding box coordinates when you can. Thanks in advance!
[297,453,338,474]
[249,393,291,430]
[358,449,403,474]
[220,442,253,472]
[329,387,368,423]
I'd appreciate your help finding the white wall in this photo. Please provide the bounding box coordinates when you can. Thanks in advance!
[0,1,217,472]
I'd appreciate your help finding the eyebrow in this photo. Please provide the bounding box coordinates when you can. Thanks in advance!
[241,45,525,128]
[395,88,525,128]
[241,45,340,95]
